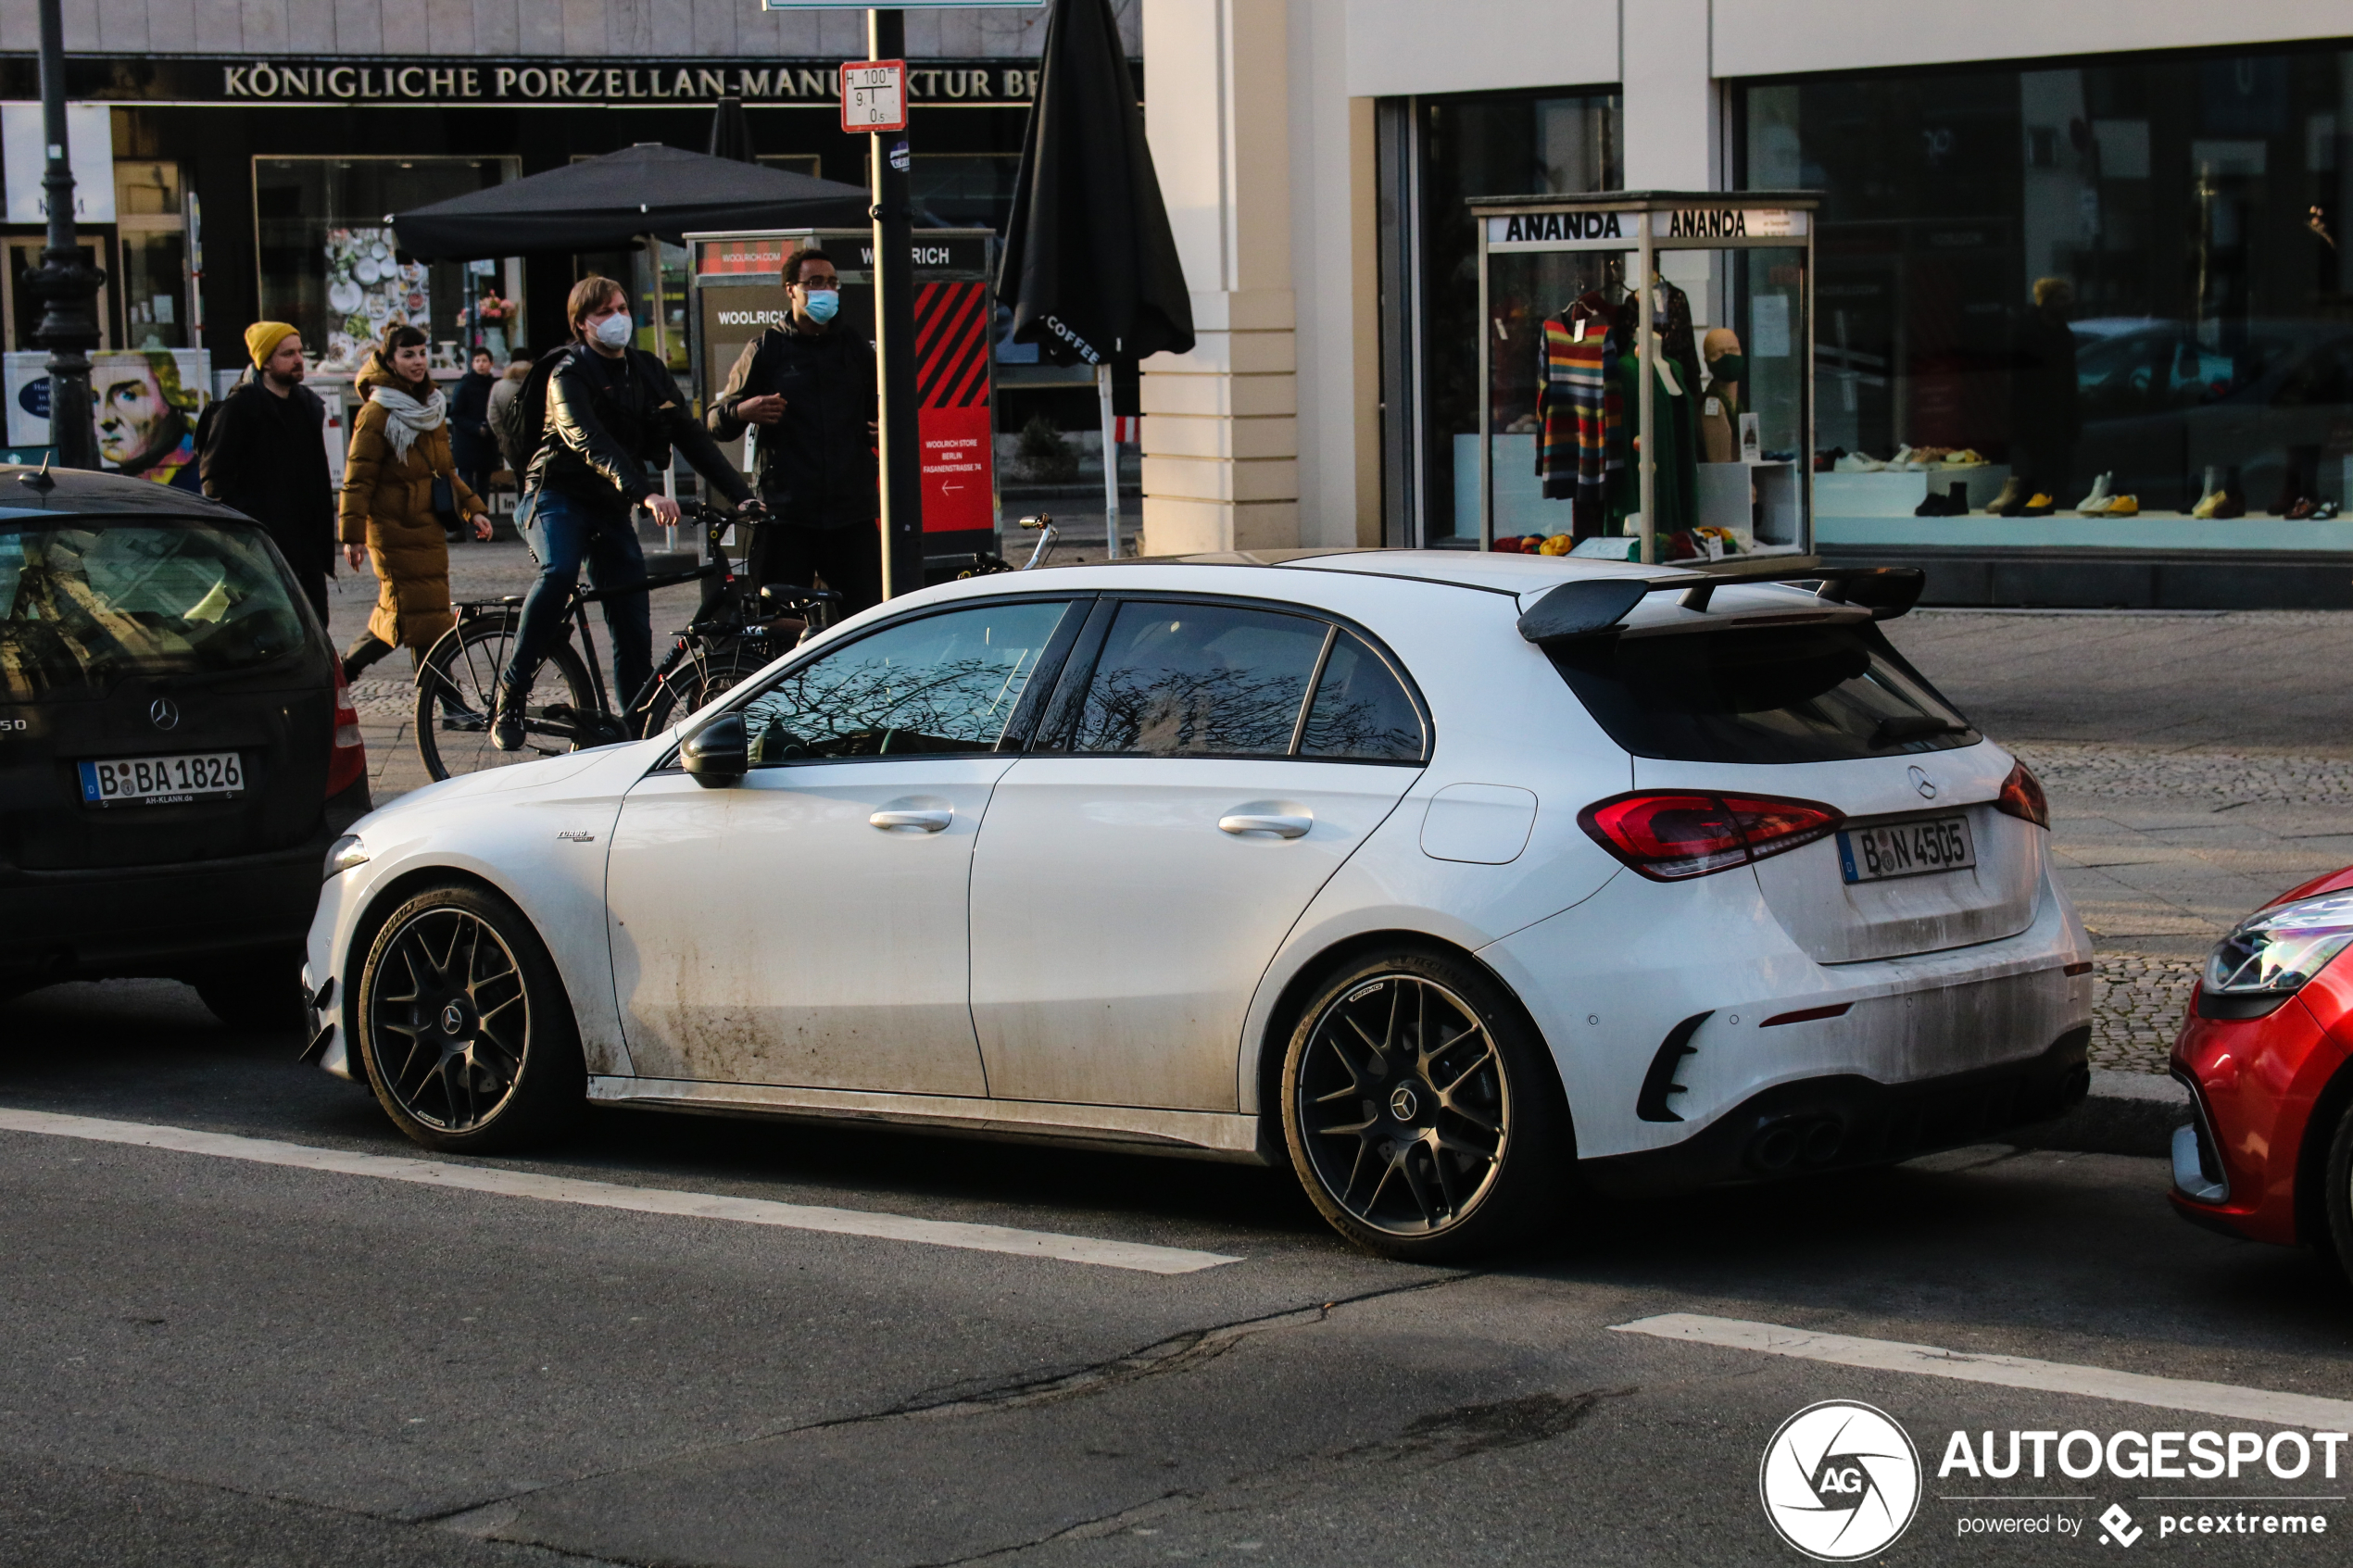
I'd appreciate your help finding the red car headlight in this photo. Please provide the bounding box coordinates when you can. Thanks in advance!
[2198,890,2353,1020]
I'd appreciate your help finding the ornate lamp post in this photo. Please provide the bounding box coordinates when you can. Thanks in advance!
[22,0,102,468]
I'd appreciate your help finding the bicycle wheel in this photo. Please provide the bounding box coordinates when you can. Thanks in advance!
[413,613,598,781]
[635,635,773,736]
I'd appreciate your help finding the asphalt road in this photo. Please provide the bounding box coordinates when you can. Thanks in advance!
[4,979,2352,1566]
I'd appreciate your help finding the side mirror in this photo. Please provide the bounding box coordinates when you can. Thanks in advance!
[682,713,749,788]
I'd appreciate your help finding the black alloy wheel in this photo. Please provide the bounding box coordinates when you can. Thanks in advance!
[1281,948,1571,1261]
[357,884,583,1153]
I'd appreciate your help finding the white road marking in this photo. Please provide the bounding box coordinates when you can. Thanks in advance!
[1612,1312,2353,1430]
[0,1107,1240,1275]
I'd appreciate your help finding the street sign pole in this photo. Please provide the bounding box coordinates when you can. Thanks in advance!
[26,0,100,469]
[858,13,925,598]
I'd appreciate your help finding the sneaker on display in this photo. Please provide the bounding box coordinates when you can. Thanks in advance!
[1833,451,1886,472]
[1984,476,2022,515]
[2107,495,2140,517]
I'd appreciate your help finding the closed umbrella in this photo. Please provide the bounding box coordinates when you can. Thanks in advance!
[998,0,1192,557]
[707,96,757,164]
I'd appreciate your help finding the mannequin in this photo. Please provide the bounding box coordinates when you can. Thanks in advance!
[1700,327,1744,463]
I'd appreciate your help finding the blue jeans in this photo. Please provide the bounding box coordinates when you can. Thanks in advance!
[505,487,652,709]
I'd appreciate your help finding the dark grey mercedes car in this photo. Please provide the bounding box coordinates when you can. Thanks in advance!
[0,465,368,1025]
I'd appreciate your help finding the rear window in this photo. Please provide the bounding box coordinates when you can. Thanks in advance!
[0,519,308,700]
[1548,621,1980,764]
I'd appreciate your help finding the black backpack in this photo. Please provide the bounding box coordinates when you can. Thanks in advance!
[495,346,571,476]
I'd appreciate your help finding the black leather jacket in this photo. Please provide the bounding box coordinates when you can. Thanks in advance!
[526,344,751,518]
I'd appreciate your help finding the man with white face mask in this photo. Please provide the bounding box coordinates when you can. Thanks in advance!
[496,274,758,751]
[709,246,883,613]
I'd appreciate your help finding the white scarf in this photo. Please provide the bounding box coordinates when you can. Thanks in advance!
[369,383,447,464]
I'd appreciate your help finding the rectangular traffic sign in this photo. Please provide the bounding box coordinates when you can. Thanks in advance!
[841,60,908,133]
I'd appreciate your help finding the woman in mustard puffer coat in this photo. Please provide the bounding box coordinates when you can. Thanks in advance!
[338,325,491,681]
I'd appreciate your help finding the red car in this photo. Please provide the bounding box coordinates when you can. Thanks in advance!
[2170,866,2353,1268]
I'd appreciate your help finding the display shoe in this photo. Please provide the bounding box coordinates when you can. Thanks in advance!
[1984,475,2023,514]
[1942,449,1987,467]
[2312,500,2341,520]
[2286,496,2318,521]
[2020,492,2057,516]
[2191,465,2221,514]
[2075,471,2115,513]
[2106,495,2140,517]
[1913,482,1966,517]
[1834,451,1887,472]
[2208,492,2246,520]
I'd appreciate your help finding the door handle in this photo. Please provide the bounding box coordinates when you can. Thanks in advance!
[870,809,952,833]
[1219,813,1311,839]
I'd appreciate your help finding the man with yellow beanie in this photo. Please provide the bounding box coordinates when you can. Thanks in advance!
[200,322,336,623]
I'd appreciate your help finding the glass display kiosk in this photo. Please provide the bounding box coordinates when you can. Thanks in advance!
[1469,190,1818,565]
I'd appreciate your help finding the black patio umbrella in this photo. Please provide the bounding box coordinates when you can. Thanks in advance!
[998,0,1191,557]
[707,97,757,164]
[999,0,1192,366]
[392,143,863,257]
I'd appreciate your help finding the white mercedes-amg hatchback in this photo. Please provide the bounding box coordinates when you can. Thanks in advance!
[305,551,2094,1260]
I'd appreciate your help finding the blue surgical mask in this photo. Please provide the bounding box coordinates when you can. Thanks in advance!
[593,310,634,348]
[802,288,840,324]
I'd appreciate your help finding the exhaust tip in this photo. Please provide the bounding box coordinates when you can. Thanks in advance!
[1799,1117,1845,1166]
[1750,1121,1804,1173]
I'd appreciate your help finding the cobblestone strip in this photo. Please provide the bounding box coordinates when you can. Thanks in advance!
[2011,744,2353,807]
[2091,954,2202,1074]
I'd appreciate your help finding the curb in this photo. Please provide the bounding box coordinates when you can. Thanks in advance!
[2014,1069,2186,1159]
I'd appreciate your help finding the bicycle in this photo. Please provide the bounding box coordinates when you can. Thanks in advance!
[949,514,1062,578]
[411,501,837,781]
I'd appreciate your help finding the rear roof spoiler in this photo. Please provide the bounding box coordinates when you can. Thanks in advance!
[1516,566,1926,646]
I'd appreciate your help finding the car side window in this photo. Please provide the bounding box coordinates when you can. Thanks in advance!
[736,599,1073,763]
[1298,631,1427,761]
[1067,601,1331,757]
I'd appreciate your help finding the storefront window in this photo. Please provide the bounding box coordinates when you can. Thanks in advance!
[1744,44,2353,527]
[254,157,516,371]
[1407,88,1621,542]
[1473,197,1813,561]
[115,161,188,351]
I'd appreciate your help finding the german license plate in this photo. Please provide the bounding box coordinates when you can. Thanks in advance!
[77,751,245,808]
[1837,814,1975,883]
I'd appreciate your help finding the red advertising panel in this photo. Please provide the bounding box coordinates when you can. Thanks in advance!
[913,280,993,533]
[919,406,992,533]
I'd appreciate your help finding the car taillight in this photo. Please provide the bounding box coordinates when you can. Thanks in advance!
[1994,759,2048,829]
[327,662,367,797]
[1579,791,1843,882]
